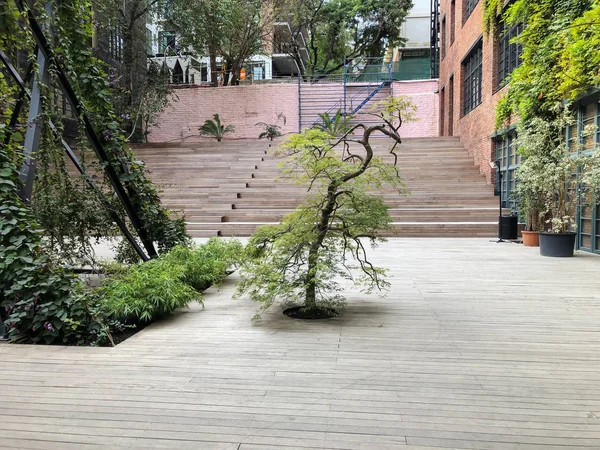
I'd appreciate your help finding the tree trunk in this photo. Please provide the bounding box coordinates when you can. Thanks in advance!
[209,51,218,87]
[304,184,337,309]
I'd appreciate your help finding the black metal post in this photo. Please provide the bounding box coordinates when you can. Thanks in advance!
[4,61,33,146]
[497,164,504,242]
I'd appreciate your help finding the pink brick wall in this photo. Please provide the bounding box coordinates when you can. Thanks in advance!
[391,80,440,138]
[148,81,440,142]
[148,84,299,142]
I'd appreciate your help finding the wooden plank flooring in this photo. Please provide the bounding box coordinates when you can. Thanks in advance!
[2,238,600,449]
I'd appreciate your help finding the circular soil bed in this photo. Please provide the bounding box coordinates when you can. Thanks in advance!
[283,306,338,320]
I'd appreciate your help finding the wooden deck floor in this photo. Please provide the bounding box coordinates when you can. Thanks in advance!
[2,238,600,449]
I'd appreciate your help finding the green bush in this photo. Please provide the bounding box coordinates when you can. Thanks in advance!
[99,258,201,323]
[99,238,243,324]
[164,239,243,291]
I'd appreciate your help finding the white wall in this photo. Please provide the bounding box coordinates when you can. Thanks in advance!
[401,0,431,49]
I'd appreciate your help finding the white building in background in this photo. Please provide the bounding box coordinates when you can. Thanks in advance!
[386,0,433,80]
[401,0,431,51]
[145,20,273,85]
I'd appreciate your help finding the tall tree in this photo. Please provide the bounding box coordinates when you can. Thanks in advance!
[172,0,230,86]
[278,0,413,75]
[173,0,270,86]
[220,0,272,85]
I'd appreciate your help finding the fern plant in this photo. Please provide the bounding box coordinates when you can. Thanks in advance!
[199,114,235,142]
[256,112,286,141]
[314,109,353,136]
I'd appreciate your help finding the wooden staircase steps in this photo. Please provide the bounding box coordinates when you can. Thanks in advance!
[132,136,498,238]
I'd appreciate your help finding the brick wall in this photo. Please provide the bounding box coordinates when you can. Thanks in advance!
[438,0,512,183]
[149,80,441,143]
[391,80,440,138]
[148,84,299,142]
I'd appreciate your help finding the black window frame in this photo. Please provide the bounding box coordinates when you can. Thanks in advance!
[464,0,479,23]
[495,130,521,212]
[497,22,523,87]
[462,39,483,115]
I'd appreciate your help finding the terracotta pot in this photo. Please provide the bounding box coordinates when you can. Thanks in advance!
[521,230,540,247]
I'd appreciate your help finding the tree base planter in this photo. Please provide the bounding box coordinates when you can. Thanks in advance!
[283,306,338,320]
[539,232,576,257]
[521,230,540,247]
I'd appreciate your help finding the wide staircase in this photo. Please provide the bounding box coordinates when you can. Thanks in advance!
[133,137,498,238]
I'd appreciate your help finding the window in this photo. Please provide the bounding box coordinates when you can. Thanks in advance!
[158,31,176,54]
[440,86,446,136]
[448,75,454,136]
[108,27,123,62]
[146,28,153,56]
[450,0,456,44]
[464,0,479,23]
[462,40,482,115]
[567,95,600,154]
[495,131,520,211]
[441,17,446,59]
[497,22,523,87]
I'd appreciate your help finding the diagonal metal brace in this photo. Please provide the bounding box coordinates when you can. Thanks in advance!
[15,2,158,258]
[0,48,150,262]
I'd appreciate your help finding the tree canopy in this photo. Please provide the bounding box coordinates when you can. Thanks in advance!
[279,0,413,75]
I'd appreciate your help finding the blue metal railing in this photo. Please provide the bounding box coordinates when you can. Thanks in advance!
[299,57,393,129]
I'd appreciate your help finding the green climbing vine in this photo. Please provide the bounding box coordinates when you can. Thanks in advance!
[484,0,600,232]
[0,0,191,344]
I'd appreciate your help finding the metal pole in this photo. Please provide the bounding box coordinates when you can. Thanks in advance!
[343,57,347,116]
[19,3,52,203]
[297,73,301,132]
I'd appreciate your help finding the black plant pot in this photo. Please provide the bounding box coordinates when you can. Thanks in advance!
[539,232,576,257]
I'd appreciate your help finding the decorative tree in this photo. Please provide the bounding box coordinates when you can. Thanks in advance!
[236,97,416,319]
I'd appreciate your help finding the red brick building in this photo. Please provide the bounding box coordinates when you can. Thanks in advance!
[438,0,522,209]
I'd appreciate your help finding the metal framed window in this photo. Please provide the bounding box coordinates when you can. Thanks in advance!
[158,31,176,54]
[450,0,456,44]
[495,131,521,211]
[566,93,600,253]
[497,23,523,87]
[441,17,446,59]
[462,40,482,115]
[464,0,479,22]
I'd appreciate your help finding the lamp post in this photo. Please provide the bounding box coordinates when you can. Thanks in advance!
[490,159,518,242]
[489,160,503,240]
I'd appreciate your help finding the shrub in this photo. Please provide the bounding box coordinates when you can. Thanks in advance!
[164,239,243,291]
[199,114,235,141]
[99,238,243,323]
[256,113,286,141]
[99,257,201,323]
[314,109,353,136]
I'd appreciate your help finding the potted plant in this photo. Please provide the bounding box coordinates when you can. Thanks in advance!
[514,155,545,246]
[516,112,580,257]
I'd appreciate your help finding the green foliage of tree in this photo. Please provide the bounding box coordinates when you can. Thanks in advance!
[199,114,235,141]
[93,0,177,140]
[236,97,415,318]
[0,0,189,342]
[278,0,413,75]
[172,0,268,86]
